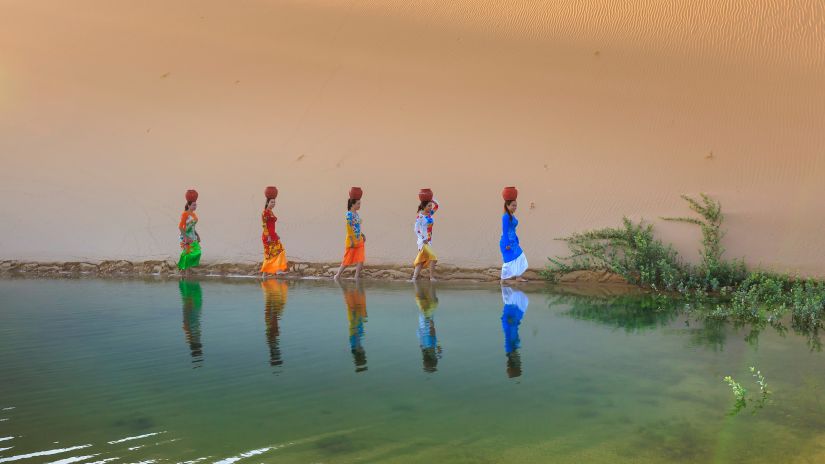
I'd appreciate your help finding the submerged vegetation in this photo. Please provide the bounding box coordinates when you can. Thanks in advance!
[544,194,825,332]
[723,367,772,416]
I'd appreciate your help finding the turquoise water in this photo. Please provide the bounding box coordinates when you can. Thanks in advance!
[1,278,825,463]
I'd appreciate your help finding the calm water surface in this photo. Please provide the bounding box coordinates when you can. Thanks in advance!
[1,278,824,463]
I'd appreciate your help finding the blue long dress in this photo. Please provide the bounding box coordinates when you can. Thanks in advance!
[499,214,523,263]
[501,286,529,378]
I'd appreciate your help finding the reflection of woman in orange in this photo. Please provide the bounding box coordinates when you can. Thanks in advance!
[179,279,204,367]
[340,281,368,373]
[414,281,441,373]
[261,280,289,367]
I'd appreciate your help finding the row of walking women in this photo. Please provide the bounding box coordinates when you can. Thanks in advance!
[179,279,530,377]
[177,186,529,282]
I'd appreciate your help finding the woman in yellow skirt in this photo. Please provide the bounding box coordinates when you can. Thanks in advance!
[411,194,439,281]
[334,188,366,280]
[261,186,288,278]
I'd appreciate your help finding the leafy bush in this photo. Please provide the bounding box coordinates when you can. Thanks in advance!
[547,217,685,291]
[545,194,825,330]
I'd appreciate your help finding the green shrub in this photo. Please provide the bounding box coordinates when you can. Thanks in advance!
[545,194,825,329]
[547,217,686,291]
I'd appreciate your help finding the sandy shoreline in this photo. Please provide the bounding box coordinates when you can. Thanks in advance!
[0,259,632,286]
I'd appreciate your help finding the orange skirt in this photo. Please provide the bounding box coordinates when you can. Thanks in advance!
[261,240,288,273]
[341,238,366,266]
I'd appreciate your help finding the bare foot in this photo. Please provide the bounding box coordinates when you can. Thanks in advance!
[517,278,528,282]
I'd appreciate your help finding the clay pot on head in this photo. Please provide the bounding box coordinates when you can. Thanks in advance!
[185,189,199,203]
[264,186,279,200]
[502,186,518,201]
[418,188,434,202]
[349,187,363,200]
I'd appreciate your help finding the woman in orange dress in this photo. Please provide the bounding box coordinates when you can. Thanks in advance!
[261,187,288,278]
[334,188,365,280]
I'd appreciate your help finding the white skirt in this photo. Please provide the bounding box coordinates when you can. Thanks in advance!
[501,286,530,312]
[501,252,528,279]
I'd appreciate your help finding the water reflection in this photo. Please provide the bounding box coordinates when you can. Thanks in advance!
[551,291,824,352]
[415,282,441,373]
[551,293,680,334]
[339,281,368,373]
[501,286,529,378]
[261,280,289,368]
[178,279,203,367]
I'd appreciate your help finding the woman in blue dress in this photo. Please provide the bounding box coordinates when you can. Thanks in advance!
[500,198,529,282]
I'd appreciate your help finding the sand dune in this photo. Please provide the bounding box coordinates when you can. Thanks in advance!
[0,0,823,274]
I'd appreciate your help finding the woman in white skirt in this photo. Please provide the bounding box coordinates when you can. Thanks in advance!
[500,188,528,282]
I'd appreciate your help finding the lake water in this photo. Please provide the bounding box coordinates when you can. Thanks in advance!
[1,278,824,463]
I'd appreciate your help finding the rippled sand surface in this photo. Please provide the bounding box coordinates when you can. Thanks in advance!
[0,1,823,273]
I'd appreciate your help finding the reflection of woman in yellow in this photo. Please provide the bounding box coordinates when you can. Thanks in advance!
[340,281,368,373]
[179,279,204,367]
[414,281,441,373]
[261,280,289,367]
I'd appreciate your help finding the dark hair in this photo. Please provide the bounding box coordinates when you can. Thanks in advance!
[184,201,194,211]
[506,351,522,378]
[264,198,276,209]
[504,200,515,219]
[417,200,431,213]
[348,198,359,211]
[422,348,438,373]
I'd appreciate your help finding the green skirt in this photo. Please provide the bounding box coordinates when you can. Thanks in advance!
[178,241,202,270]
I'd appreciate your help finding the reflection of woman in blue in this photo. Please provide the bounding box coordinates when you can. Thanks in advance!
[340,281,368,373]
[415,282,441,373]
[179,279,204,367]
[501,286,529,378]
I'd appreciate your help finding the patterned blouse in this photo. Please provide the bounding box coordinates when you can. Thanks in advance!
[261,209,280,243]
[179,211,198,245]
[345,211,362,247]
[414,200,439,250]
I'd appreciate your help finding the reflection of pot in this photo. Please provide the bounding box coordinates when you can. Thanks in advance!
[264,186,278,200]
[502,186,518,201]
[185,189,199,202]
[349,187,363,200]
[418,188,434,202]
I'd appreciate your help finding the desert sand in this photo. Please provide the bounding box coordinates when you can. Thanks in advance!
[1,1,823,274]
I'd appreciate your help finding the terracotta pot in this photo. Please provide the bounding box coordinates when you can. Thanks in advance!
[418,188,434,202]
[349,187,363,200]
[185,189,199,203]
[502,186,518,201]
[264,186,279,200]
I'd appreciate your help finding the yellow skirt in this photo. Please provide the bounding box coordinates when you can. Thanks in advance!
[341,238,366,266]
[414,244,438,267]
[261,241,288,274]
